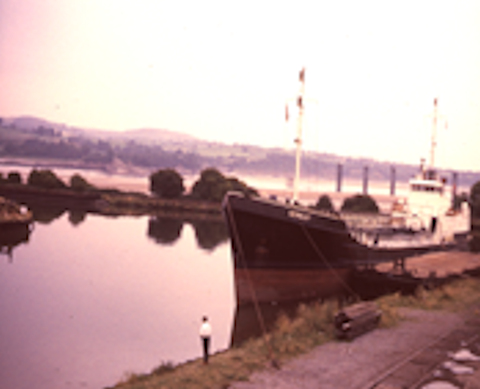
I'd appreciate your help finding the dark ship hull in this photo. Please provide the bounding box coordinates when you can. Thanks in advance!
[222,192,459,273]
[234,267,351,305]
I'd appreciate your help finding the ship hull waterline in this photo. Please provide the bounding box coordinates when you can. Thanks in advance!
[222,192,462,274]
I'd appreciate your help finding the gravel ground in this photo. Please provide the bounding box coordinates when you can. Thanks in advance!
[230,308,480,389]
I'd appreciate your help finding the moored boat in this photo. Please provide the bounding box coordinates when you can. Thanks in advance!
[0,196,33,227]
[0,196,33,258]
[222,71,470,298]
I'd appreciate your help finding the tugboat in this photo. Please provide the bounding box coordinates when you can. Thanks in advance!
[222,71,470,304]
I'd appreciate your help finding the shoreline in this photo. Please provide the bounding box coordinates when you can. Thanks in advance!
[108,267,480,389]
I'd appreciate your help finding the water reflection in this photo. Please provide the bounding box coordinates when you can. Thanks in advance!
[0,214,234,389]
[231,300,302,346]
[148,216,229,250]
[29,204,67,224]
[0,224,32,261]
[230,267,352,347]
[148,216,184,245]
[28,205,88,226]
[190,219,229,250]
[68,209,88,225]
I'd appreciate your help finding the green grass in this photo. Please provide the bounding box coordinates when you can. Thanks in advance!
[109,276,480,389]
[377,276,480,312]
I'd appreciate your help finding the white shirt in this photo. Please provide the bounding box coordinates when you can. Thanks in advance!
[199,321,212,338]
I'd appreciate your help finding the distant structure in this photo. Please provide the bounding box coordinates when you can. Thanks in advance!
[363,166,369,194]
[390,166,396,196]
[337,163,343,193]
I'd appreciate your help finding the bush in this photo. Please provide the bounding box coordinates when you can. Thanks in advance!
[7,171,22,184]
[150,169,185,199]
[470,181,480,219]
[313,194,335,213]
[341,194,379,213]
[190,168,258,202]
[70,174,95,192]
[28,169,67,189]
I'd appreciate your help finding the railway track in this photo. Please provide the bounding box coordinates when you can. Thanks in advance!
[362,315,480,389]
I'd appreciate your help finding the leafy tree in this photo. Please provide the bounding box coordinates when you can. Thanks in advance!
[190,168,225,202]
[313,194,335,213]
[7,171,22,184]
[341,194,379,213]
[470,181,480,219]
[150,169,185,198]
[70,174,95,192]
[190,168,258,202]
[28,169,67,189]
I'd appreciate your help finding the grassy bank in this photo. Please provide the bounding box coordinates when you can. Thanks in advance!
[97,192,221,217]
[108,275,480,389]
[0,181,223,217]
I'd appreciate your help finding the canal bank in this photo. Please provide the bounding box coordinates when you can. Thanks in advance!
[109,251,480,389]
[230,251,480,389]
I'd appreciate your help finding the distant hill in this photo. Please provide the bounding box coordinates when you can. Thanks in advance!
[2,115,196,144]
[98,127,197,144]
[1,115,479,189]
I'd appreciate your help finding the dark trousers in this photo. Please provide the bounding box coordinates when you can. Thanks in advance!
[202,336,210,363]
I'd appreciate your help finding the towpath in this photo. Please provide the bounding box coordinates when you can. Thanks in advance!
[230,306,480,389]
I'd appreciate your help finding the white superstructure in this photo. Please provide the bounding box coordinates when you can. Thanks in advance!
[392,168,470,243]
[381,97,469,246]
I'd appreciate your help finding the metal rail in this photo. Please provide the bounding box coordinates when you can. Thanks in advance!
[361,330,479,389]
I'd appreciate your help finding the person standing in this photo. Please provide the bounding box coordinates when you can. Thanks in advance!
[199,316,212,364]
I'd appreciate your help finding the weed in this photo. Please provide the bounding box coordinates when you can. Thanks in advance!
[111,276,480,389]
[151,361,175,376]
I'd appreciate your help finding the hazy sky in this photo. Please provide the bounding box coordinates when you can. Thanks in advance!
[1,1,479,171]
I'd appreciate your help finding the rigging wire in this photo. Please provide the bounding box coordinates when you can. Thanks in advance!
[300,223,361,302]
[224,200,279,368]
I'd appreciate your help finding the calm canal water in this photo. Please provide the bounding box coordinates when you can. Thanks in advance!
[0,210,235,389]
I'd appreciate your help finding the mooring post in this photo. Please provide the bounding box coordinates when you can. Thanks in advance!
[390,166,396,196]
[363,166,369,194]
[337,163,343,192]
[452,172,458,207]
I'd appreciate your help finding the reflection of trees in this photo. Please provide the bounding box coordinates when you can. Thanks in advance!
[0,224,32,261]
[148,217,184,245]
[69,209,87,226]
[189,219,229,250]
[29,205,66,224]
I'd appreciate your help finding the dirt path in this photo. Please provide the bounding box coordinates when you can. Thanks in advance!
[230,308,480,389]
[376,251,480,279]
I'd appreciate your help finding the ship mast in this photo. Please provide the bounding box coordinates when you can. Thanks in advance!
[429,98,438,170]
[292,68,305,202]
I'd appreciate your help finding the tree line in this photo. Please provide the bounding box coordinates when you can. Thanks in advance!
[2,165,479,214]
[0,166,258,203]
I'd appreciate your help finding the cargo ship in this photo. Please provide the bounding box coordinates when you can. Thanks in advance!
[222,71,470,303]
